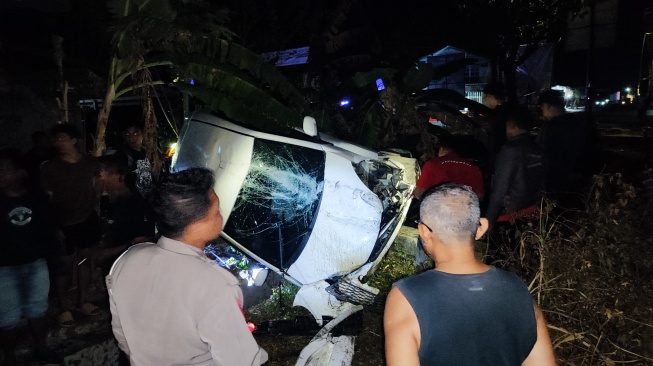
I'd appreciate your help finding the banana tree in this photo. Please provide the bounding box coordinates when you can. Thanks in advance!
[94,0,176,157]
[96,0,233,160]
[170,39,321,134]
[330,58,482,159]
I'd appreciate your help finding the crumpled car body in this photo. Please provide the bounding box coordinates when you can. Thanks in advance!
[171,110,417,324]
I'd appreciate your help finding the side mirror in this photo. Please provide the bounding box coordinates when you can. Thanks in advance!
[302,116,318,137]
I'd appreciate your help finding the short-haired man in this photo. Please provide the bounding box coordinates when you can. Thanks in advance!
[41,123,101,325]
[107,168,268,366]
[414,134,484,201]
[384,184,556,366]
[537,89,586,199]
[486,106,545,226]
[113,124,153,196]
[482,82,513,177]
[95,155,154,271]
[482,82,507,111]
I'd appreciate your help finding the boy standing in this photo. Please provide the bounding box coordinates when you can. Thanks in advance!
[0,149,60,365]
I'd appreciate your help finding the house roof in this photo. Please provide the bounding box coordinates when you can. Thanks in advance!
[418,45,484,62]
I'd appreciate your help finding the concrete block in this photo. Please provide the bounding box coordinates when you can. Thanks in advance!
[392,226,433,269]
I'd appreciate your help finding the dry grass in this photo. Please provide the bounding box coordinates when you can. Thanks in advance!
[491,174,653,365]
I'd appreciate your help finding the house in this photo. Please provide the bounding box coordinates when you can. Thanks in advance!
[418,45,490,104]
[419,45,555,104]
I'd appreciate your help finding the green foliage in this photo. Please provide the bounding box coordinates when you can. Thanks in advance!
[245,283,310,323]
[457,0,586,51]
[455,0,587,95]
[352,68,398,88]
[399,63,435,94]
[107,0,177,19]
[103,0,313,139]
[170,39,310,131]
[174,82,303,133]
[366,249,419,294]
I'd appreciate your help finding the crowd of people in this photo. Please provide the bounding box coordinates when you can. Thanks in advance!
[0,87,581,365]
[415,87,589,230]
[0,123,154,365]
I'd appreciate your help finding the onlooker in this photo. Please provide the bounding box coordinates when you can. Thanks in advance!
[486,106,545,227]
[482,82,511,169]
[95,155,154,271]
[482,82,507,110]
[113,124,153,196]
[414,133,484,201]
[41,123,101,326]
[384,184,556,366]
[537,89,586,200]
[107,168,268,366]
[0,149,60,365]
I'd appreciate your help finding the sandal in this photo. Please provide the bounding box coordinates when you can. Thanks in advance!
[58,311,75,327]
[79,303,101,316]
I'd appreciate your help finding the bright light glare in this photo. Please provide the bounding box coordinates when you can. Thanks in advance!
[166,142,178,158]
[247,322,256,332]
[376,78,385,91]
[339,99,350,107]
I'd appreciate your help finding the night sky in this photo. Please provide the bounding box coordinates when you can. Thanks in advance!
[0,0,650,96]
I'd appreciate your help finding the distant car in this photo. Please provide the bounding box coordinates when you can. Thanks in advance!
[171,110,417,324]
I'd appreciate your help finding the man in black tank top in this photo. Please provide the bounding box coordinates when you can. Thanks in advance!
[384,184,556,366]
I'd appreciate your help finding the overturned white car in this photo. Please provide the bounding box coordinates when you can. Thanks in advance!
[171,110,416,362]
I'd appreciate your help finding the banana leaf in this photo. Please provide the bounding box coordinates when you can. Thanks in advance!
[167,40,308,113]
[173,73,303,133]
[414,88,490,115]
[351,68,398,88]
[107,0,176,20]
[399,62,435,93]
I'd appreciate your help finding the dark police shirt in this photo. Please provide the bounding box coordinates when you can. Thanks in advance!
[0,191,54,266]
[394,267,537,365]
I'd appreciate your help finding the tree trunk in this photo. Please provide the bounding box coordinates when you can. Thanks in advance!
[52,35,70,124]
[94,82,116,157]
[143,94,161,176]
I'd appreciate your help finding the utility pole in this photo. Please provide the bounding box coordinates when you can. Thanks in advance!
[585,1,595,119]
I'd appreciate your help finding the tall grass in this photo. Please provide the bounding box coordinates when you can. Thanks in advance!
[493,174,653,365]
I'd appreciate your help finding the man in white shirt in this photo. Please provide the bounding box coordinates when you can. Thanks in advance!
[107,168,267,366]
